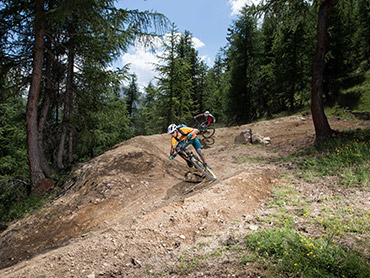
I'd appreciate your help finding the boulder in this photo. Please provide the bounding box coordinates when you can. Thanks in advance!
[234,128,252,144]
[234,129,271,145]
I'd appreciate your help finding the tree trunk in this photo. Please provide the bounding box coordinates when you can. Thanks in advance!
[311,0,338,143]
[38,36,53,176]
[56,124,66,169]
[57,49,74,169]
[67,51,74,164]
[26,0,45,190]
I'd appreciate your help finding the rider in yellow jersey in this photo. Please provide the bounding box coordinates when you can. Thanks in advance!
[168,124,211,169]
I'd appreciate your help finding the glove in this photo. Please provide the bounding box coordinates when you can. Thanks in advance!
[187,133,193,140]
[170,155,174,160]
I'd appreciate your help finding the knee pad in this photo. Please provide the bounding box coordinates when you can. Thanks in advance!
[196,148,204,157]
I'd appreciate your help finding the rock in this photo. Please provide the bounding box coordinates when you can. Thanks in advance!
[226,236,239,246]
[234,129,270,145]
[263,137,271,144]
[234,129,252,144]
[33,178,55,196]
[131,258,141,267]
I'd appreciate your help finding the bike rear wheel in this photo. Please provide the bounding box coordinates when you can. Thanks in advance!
[202,127,215,138]
[191,156,217,181]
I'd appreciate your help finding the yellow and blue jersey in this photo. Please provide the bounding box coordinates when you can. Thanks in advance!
[171,127,195,146]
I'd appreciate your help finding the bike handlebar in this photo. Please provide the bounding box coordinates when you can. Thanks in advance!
[170,138,190,160]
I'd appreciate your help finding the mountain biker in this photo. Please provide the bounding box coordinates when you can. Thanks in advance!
[168,124,211,169]
[193,111,215,129]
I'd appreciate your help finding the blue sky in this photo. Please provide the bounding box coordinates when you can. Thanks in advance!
[113,0,260,89]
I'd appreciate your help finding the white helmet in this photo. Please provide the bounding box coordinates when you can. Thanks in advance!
[204,111,210,116]
[167,124,177,134]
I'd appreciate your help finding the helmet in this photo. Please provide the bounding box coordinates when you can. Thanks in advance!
[204,111,210,116]
[167,124,177,134]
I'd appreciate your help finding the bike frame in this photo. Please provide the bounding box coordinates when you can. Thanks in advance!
[193,118,215,138]
[173,139,217,181]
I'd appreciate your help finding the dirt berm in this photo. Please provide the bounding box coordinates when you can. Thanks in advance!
[0,115,369,277]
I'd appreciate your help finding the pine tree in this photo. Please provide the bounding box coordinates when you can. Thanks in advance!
[156,27,177,129]
[268,1,314,112]
[125,74,140,118]
[1,0,169,189]
[353,0,370,66]
[225,6,262,124]
[261,0,338,142]
[141,82,164,135]
[203,51,229,124]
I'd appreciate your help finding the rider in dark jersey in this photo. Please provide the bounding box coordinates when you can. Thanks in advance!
[193,111,215,129]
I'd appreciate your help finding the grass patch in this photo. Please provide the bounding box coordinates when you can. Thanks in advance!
[171,246,227,275]
[289,128,370,186]
[268,184,299,208]
[236,155,265,163]
[315,204,370,235]
[245,227,370,278]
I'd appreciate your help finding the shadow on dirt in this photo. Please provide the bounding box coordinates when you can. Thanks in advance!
[164,171,216,202]
[200,137,215,148]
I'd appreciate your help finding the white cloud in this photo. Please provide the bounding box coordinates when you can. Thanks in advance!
[192,37,205,49]
[122,35,207,91]
[228,0,261,16]
[122,45,159,89]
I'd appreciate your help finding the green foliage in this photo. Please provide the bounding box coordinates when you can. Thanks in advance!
[203,52,230,125]
[140,82,166,135]
[0,178,52,231]
[152,26,203,130]
[267,1,314,112]
[246,227,370,278]
[342,70,370,112]
[0,95,28,180]
[74,91,131,160]
[125,74,141,118]
[226,7,262,124]
[352,0,370,65]
[1,0,169,179]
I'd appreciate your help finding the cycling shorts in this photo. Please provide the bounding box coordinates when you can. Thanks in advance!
[177,137,202,151]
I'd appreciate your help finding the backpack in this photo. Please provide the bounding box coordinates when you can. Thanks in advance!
[177,124,187,129]
[174,124,189,141]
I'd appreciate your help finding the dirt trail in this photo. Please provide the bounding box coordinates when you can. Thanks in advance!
[0,115,368,277]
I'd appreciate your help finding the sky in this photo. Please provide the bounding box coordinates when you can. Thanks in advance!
[113,0,261,89]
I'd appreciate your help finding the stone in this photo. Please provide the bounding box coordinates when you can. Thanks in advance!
[234,129,252,144]
[33,178,55,196]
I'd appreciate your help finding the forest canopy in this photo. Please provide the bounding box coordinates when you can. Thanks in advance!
[1,0,369,194]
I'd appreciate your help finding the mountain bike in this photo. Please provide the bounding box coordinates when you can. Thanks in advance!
[171,140,217,181]
[193,118,215,138]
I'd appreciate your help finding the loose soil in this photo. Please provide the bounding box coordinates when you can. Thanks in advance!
[0,115,369,278]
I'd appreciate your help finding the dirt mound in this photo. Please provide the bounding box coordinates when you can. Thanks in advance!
[0,115,369,277]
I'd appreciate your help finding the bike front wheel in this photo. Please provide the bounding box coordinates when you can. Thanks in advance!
[202,127,215,138]
[191,156,217,181]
